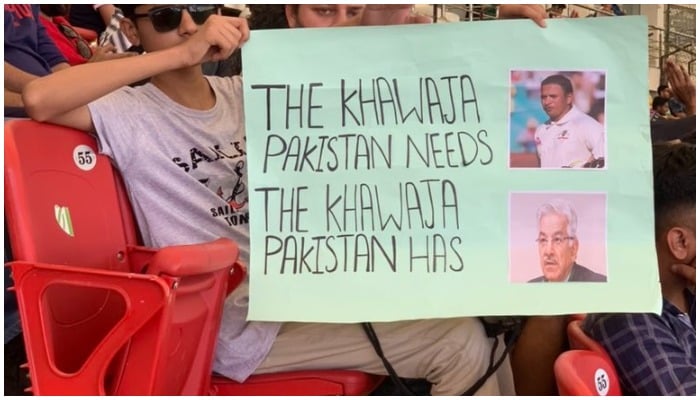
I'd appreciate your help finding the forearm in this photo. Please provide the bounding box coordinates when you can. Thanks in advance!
[5,89,24,108]
[97,5,117,26]
[510,316,569,395]
[5,62,40,93]
[23,47,187,122]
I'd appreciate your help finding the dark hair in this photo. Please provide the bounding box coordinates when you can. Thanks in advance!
[541,75,573,95]
[652,142,696,238]
[652,96,669,110]
[249,4,289,29]
[40,5,68,17]
[657,84,669,95]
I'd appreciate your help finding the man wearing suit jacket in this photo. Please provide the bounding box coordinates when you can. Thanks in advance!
[528,199,606,282]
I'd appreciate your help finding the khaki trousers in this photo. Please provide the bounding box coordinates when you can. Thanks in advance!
[255,317,514,396]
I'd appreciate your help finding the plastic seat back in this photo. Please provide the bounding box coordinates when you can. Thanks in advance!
[5,120,238,395]
[4,120,131,270]
[567,319,612,361]
[554,350,622,396]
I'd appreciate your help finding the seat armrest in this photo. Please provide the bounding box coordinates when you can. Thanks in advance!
[143,238,241,278]
[227,262,247,296]
[7,261,170,395]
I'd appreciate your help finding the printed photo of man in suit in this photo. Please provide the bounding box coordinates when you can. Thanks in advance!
[528,199,607,282]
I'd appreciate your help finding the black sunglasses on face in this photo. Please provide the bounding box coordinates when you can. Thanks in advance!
[132,5,219,33]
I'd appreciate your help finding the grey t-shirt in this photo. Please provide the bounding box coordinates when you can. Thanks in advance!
[89,75,281,382]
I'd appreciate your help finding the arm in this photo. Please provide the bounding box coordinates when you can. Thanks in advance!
[23,15,249,130]
[96,5,117,26]
[586,120,605,161]
[510,316,569,395]
[5,62,39,93]
[585,313,696,395]
[33,5,68,69]
[5,88,24,108]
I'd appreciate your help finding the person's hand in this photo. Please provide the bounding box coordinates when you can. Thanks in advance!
[361,5,432,26]
[666,58,696,116]
[89,44,138,63]
[178,15,250,67]
[671,263,695,293]
[498,5,547,28]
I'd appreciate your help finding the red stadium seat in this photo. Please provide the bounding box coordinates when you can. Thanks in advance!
[554,350,622,396]
[4,120,383,395]
[567,319,612,363]
[5,120,241,395]
[72,26,98,42]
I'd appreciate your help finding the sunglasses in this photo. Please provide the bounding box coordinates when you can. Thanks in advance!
[132,5,220,33]
[58,24,93,59]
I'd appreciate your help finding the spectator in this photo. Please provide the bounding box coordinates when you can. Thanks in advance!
[5,4,69,117]
[658,83,688,118]
[38,5,134,66]
[285,4,367,27]
[650,96,671,122]
[22,4,553,396]
[584,142,696,395]
[547,4,566,18]
[22,5,515,395]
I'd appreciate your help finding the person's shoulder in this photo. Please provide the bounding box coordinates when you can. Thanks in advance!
[571,107,602,126]
[89,84,150,116]
[584,311,664,339]
[572,263,607,282]
[205,75,242,90]
[534,122,547,134]
[528,275,545,283]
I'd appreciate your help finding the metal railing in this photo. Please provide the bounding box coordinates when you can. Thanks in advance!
[430,5,695,77]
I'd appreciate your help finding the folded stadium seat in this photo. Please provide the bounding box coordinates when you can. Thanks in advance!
[567,319,613,364]
[4,120,241,395]
[554,350,621,396]
[4,120,383,396]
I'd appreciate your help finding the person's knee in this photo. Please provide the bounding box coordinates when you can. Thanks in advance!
[443,317,491,359]
[429,318,496,393]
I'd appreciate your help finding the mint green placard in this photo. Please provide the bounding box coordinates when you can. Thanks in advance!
[242,16,661,322]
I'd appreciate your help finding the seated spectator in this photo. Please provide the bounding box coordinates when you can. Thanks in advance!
[650,96,671,122]
[5,4,69,118]
[658,83,689,119]
[39,5,134,66]
[583,142,696,395]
